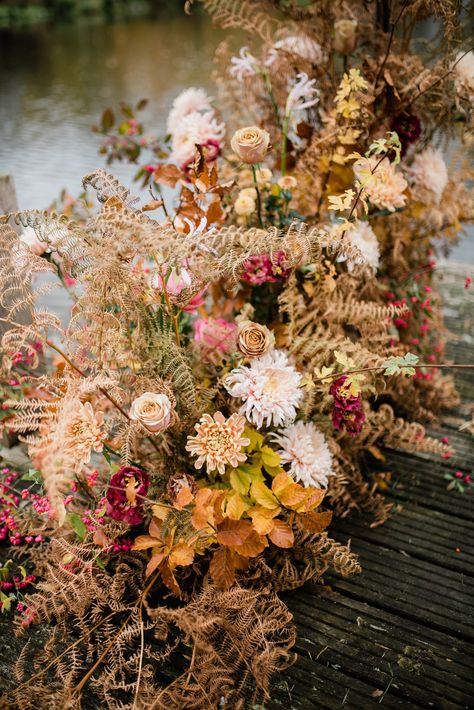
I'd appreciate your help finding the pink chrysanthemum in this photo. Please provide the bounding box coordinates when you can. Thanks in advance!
[64,402,106,470]
[186,411,250,475]
[354,157,407,212]
[224,350,303,429]
[271,421,334,488]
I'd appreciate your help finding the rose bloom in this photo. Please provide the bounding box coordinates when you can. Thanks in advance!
[129,392,173,433]
[234,193,256,216]
[237,320,275,358]
[231,126,270,164]
[334,19,358,54]
[106,466,150,525]
[278,175,298,190]
[194,317,237,363]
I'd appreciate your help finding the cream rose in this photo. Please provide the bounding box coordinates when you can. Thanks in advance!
[278,175,298,190]
[237,320,275,358]
[231,126,270,164]
[334,19,358,54]
[234,193,256,216]
[129,392,173,432]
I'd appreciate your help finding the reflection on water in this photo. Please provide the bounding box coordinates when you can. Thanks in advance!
[0,14,225,209]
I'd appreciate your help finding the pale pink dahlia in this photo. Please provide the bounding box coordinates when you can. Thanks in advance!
[64,402,106,470]
[407,147,448,204]
[166,87,213,133]
[354,157,407,212]
[344,220,380,272]
[224,350,303,429]
[186,411,250,475]
[170,112,225,167]
[271,420,333,488]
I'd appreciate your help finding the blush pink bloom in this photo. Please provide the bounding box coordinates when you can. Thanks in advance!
[241,251,291,286]
[186,411,250,475]
[194,318,237,362]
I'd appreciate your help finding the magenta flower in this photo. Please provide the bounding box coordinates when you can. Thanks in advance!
[241,251,291,286]
[106,466,150,525]
[194,317,237,362]
[330,376,366,436]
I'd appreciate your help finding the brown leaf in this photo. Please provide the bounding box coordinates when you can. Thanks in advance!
[209,546,236,589]
[142,199,163,212]
[132,535,161,551]
[153,164,183,188]
[231,529,267,558]
[298,510,333,533]
[145,550,167,577]
[160,560,182,596]
[268,520,294,548]
[216,518,253,546]
[174,485,194,510]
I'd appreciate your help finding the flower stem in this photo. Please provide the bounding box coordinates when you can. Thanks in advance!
[280,114,290,176]
[313,362,474,385]
[251,164,264,228]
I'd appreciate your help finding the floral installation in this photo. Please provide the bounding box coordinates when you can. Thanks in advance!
[0,1,473,708]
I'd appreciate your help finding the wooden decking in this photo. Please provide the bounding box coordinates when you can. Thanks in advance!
[270,263,474,709]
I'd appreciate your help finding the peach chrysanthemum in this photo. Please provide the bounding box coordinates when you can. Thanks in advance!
[271,421,334,488]
[354,156,407,212]
[64,402,106,470]
[186,411,250,475]
[224,350,303,429]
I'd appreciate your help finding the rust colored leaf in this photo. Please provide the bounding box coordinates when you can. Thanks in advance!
[268,520,294,548]
[132,535,160,551]
[174,485,194,510]
[209,546,236,589]
[145,550,167,577]
[142,199,163,212]
[231,529,267,558]
[216,518,253,546]
[168,542,195,568]
[298,510,333,533]
[153,164,183,188]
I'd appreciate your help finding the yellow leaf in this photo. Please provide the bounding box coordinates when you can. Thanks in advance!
[260,446,281,469]
[226,491,250,520]
[168,543,195,569]
[243,427,263,452]
[250,481,280,510]
[248,506,280,535]
[229,468,251,496]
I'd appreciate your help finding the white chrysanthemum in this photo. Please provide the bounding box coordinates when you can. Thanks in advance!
[354,157,407,212]
[166,87,213,133]
[224,350,303,429]
[453,51,474,99]
[345,220,380,272]
[170,111,225,166]
[407,147,448,204]
[271,421,334,488]
[268,35,323,64]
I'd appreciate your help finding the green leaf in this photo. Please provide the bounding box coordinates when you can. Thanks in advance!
[68,512,87,541]
[230,469,252,495]
[21,468,42,484]
[101,107,115,132]
[383,353,419,377]
[0,591,15,613]
[244,427,263,452]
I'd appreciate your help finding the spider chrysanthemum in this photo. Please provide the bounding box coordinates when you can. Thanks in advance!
[186,411,250,475]
[271,421,334,488]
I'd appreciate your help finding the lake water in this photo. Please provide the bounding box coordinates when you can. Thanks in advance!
[0,13,225,209]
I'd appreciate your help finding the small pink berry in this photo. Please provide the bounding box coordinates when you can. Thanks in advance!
[455,471,463,479]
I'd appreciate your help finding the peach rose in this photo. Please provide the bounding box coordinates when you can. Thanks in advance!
[334,19,358,54]
[129,392,173,432]
[231,126,270,164]
[237,320,275,358]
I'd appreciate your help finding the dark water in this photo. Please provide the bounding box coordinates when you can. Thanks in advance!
[0,14,225,209]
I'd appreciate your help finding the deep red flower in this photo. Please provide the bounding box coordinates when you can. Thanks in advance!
[330,376,366,436]
[390,111,421,156]
[106,466,150,525]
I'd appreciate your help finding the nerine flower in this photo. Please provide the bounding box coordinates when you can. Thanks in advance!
[170,111,225,167]
[186,412,250,475]
[64,402,106,470]
[166,87,213,133]
[271,421,334,488]
[343,220,380,272]
[407,147,448,204]
[106,466,150,525]
[354,156,407,212]
[267,35,323,65]
[230,46,260,81]
[224,350,303,429]
[285,72,319,116]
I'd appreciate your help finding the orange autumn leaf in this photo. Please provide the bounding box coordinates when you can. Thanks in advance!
[174,485,194,510]
[168,543,195,569]
[268,520,294,548]
[231,529,267,558]
[216,518,253,546]
[209,546,236,590]
[297,510,333,533]
[297,487,326,512]
[160,560,182,597]
[153,164,183,188]
[145,550,167,578]
[248,506,280,535]
[272,472,307,508]
[132,535,162,551]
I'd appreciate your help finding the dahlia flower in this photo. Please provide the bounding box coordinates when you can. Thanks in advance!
[166,87,213,133]
[453,51,474,99]
[241,251,291,286]
[344,220,380,272]
[407,147,448,204]
[186,412,250,475]
[64,402,106,470]
[354,157,407,212]
[224,350,303,429]
[170,111,225,167]
[106,466,150,525]
[271,421,334,488]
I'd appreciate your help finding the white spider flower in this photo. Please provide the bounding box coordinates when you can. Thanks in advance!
[271,421,334,488]
[407,147,448,204]
[285,72,319,117]
[224,350,303,429]
[166,87,213,133]
[230,46,260,82]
